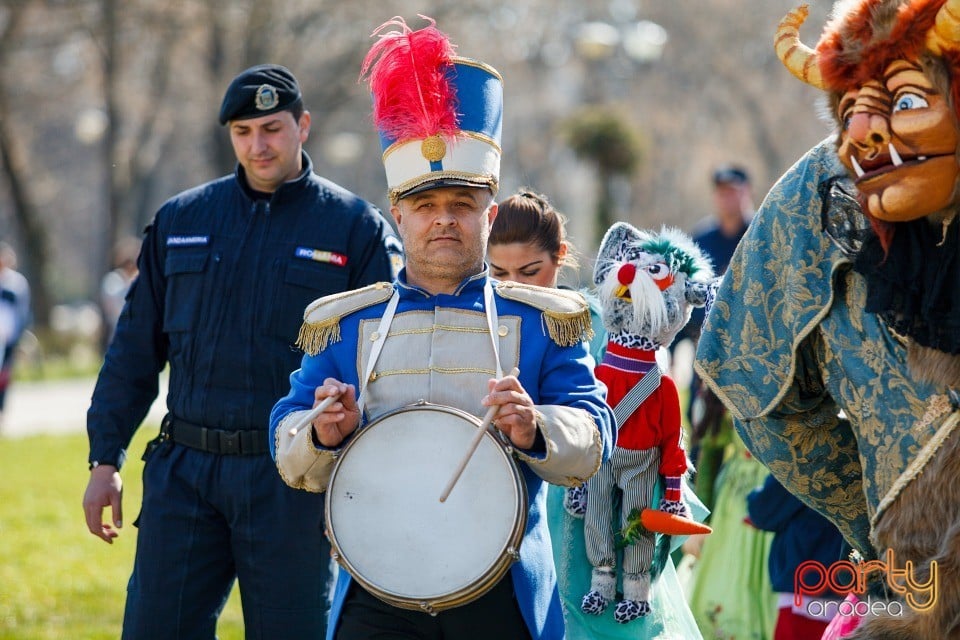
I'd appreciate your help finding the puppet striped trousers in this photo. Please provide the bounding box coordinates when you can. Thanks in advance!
[583,447,660,575]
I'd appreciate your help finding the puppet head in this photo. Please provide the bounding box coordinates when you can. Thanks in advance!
[593,223,714,350]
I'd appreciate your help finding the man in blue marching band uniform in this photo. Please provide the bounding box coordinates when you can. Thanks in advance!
[270,17,614,640]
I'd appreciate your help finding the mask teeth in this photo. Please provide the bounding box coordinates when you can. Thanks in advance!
[888,144,903,167]
[850,155,865,178]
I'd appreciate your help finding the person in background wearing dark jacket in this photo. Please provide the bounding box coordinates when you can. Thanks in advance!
[747,474,846,640]
[81,64,402,639]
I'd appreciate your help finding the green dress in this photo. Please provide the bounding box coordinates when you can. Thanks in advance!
[547,479,707,639]
[686,432,777,640]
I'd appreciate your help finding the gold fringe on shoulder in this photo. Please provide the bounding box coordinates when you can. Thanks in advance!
[296,317,342,356]
[544,308,594,347]
[294,282,394,356]
[494,280,594,347]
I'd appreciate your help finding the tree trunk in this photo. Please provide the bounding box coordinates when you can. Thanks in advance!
[0,1,52,327]
[595,168,616,245]
[102,0,121,282]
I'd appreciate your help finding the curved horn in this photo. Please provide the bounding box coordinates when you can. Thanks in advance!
[775,4,827,89]
[927,0,960,55]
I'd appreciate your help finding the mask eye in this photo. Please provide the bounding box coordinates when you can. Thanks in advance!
[893,92,929,113]
[645,263,670,280]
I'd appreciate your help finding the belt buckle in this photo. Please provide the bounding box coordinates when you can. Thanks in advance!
[219,430,241,455]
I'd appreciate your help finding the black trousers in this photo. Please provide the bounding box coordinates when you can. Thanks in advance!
[335,576,533,640]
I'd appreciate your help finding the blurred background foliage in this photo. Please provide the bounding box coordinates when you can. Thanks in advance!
[0,0,833,363]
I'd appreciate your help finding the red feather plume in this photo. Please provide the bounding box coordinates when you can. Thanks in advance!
[359,16,460,143]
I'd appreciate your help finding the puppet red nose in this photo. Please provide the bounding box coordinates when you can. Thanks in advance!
[617,263,636,286]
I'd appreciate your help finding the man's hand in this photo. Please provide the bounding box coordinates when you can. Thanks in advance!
[82,465,123,544]
[483,372,538,450]
[311,379,361,447]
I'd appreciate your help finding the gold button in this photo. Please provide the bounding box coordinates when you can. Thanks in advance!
[369,371,378,382]
[498,325,508,337]
[370,332,380,341]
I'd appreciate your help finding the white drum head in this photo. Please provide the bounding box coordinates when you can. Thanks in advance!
[326,404,524,604]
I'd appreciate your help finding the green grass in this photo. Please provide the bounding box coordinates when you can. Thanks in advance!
[0,428,243,639]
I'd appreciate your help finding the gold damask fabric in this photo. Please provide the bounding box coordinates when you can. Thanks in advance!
[694,138,959,558]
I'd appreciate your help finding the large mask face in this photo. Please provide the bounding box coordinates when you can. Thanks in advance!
[835,61,960,222]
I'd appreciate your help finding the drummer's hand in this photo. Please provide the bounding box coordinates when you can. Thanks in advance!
[82,465,123,544]
[311,379,360,448]
[483,373,537,450]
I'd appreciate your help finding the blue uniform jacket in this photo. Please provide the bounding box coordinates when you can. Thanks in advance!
[270,270,614,640]
[87,153,401,468]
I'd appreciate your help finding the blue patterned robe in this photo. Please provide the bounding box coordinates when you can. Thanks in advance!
[695,138,960,558]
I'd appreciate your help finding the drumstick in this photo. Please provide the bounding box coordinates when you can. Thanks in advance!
[439,367,521,503]
[287,393,342,436]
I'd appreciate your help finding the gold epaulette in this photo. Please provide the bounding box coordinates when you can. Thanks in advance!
[295,282,394,356]
[494,281,594,347]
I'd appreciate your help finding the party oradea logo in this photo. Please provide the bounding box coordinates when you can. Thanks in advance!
[795,549,937,617]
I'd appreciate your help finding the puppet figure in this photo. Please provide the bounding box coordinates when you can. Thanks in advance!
[697,2,960,638]
[580,223,714,623]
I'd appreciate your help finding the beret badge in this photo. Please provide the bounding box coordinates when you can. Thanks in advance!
[255,84,280,111]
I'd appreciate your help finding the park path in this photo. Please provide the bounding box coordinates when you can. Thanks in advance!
[0,341,695,440]
[0,375,168,438]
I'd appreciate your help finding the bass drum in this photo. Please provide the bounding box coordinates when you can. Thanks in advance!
[325,401,527,614]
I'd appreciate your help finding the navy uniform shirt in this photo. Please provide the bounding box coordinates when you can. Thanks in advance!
[87,152,401,469]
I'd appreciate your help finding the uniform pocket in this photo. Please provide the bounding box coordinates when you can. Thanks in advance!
[163,251,209,332]
[270,261,349,342]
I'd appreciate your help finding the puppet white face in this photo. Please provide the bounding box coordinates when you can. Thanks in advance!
[593,223,714,349]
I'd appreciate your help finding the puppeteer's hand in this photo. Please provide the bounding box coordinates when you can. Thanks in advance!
[311,379,360,448]
[82,465,123,544]
[682,532,708,559]
[483,372,538,450]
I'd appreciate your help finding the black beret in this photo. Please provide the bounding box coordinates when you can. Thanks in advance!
[219,64,302,125]
[712,165,750,186]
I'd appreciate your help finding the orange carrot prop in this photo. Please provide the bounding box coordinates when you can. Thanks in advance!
[616,508,712,548]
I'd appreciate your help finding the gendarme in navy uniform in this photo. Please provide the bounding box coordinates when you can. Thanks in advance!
[82,64,402,639]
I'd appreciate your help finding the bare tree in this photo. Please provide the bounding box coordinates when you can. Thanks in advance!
[0,0,52,325]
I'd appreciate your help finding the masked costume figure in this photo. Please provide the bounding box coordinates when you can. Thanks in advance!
[696,2,960,637]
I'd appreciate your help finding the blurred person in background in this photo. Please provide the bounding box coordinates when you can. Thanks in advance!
[99,236,141,352]
[692,165,755,281]
[681,165,755,512]
[682,439,777,640]
[81,64,401,639]
[746,474,846,640]
[0,241,31,428]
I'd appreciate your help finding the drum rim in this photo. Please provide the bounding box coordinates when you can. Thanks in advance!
[325,401,528,614]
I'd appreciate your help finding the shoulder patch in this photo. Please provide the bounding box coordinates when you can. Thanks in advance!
[494,281,594,347]
[296,282,394,355]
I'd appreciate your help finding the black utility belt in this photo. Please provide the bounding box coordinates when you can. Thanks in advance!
[162,415,269,456]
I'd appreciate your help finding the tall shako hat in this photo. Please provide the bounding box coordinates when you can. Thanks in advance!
[360,16,503,203]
